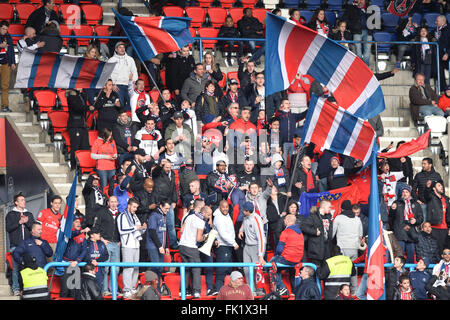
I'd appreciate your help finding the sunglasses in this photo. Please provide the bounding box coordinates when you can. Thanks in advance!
[443,252,450,255]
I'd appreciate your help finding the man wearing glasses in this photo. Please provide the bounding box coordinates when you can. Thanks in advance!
[432,248,450,279]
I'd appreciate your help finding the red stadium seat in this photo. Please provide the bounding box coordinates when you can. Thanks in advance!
[8,24,24,45]
[88,130,98,146]
[221,0,235,8]
[198,0,212,7]
[218,72,226,88]
[198,27,219,51]
[0,4,14,21]
[81,4,103,25]
[60,4,81,26]
[62,130,71,155]
[226,71,240,87]
[207,7,227,28]
[228,8,244,27]
[48,275,62,299]
[253,8,268,26]
[163,273,182,300]
[48,111,69,141]
[242,0,257,7]
[94,25,110,44]
[34,90,57,119]
[163,6,184,17]
[56,89,69,111]
[15,3,36,24]
[75,150,96,174]
[189,27,197,50]
[185,7,206,28]
[59,24,73,47]
[160,69,166,87]
[73,24,93,47]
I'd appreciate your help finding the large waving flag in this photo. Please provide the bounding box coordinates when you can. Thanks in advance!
[15,50,116,89]
[113,10,194,61]
[367,152,386,300]
[265,13,385,119]
[378,129,430,158]
[53,172,78,265]
[301,95,377,165]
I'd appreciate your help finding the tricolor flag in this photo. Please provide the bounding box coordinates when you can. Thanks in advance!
[53,172,78,266]
[367,152,386,300]
[113,10,194,62]
[301,95,377,165]
[15,50,116,89]
[265,13,385,119]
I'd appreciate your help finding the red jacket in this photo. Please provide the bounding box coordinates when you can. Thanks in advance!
[37,208,61,243]
[276,224,304,263]
[438,94,450,113]
[91,138,118,171]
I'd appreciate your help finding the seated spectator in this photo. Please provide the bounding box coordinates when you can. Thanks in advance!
[237,8,264,64]
[409,72,444,122]
[416,221,441,264]
[336,284,353,300]
[181,63,210,107]
[438,85,450,116]
[216,271,254,300]
[329,20,352,50]
[94,79,121,132]
[37,20,62,53]
[195,80,224,124]
[136,271,161,300]
[91,128,118,190]
[411,27,436,85]
[307,9,330,38]
[75,263,104,300]
[163,45,195,96]
[25,0,60,35]
[289,8,305,26]
[218,16,243,67]
[294,266,321,300]
[393,274,416,300]
[108,41,138,111]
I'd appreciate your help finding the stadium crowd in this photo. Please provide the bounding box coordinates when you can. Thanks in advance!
[3,0,450,301]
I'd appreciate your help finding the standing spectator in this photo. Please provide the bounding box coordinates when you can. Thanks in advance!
[307,9,330,37]
[97,196,121,296]
[378,158,409,208]
[353,203,368,237]
[112,109,139,165]
[82,173,107,228]
[13,222,53,269]
[385,255,407,300]
[382,141,414,188]
[91,128,118,190]
[180,63,209,107]
[178,200,209,298]
[332,200,362,294]
[0,20,15,113]
[25,0,59,35]
[83,45,102,105]
[164,111,195,160]
[302,201,333,266]
[164,45,195,96]
[221,78,247,109]
[66,88,90,169]
[435,15,450,93]
[393,274,416,300]
[342,0,373,66]
[409,73,444,122]
[84,228,109,289]
[292,155,319,201]
[411,27,436,84]
[237,8,264,65]
[270,214,304,296]
[216,271,254,300]
[412,157,442,218]
[36,195,62,259]
[237,57,257,91]
[416,221,441,264]
[202,50,223,86]
[75,263,103,300]
[5,193,35,296]
[426,180,450,254]
[108,41,138,111]
[128,149,153,194]
[17,27,45,56]
[36,20,62,53]
[18,254,49,300]
[118,198,147,299]
[195,80,223,124]
[94,79,121,132]
[213,200,239,291]
[396,16,418,64]
[329,20,352,50]
[135,117,164,159]
[294,266,321,300]
[146,201,170,291]
[218,16,242,67]
[129,79,152,124]
[389,185,424,263]
[289,8,305,26]
[409,257,431,300]
[238,202,266,296]
[438,85,450,116]
[245,72,281,121]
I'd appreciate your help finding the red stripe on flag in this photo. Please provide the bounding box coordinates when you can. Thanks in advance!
[309,100,339,148]
[367,238,386,300]
[332,57,372,110]
[75,59,101,88]
[253,216,264,254]
[33,53,57,87]
[284,25,316,81]
[134,16,179,53]
[351,122,374,161]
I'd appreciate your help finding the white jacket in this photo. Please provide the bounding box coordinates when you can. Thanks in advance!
[213,208,237,247]
[118,210,144,249]
[332,213,363,250]
[108,53,138,86]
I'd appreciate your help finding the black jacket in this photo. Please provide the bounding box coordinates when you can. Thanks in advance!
[94,91,121,132]
[163,53,195,92]
[301,210,333,262]
[220,89,248,109]
[5,209,35,247]
[244,83,281,121]
[385,267,408,300]
[341,4,371,35]
[195,93,224,122]
[389,198,423,242]
[291,167,319,201]
[97,207,121,243]
[426,191,450,226]
[67,90,88,129]
[134,189,160,224]
[82,175,107,226]
[37,28,62,53]
[238,60,257,91]
[0,33,15,66]
[416,231,440,264]
[237,16,264,38]
[127,159,154,194]
[152,165,178,204]
[25,6,60,35]
[75,272,103,300]
[294,277,321,300]
[425,275,450,300]
[412,169,442,203]
[112,117,139,154]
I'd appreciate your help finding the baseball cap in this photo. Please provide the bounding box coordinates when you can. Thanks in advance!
[134,148,147,156]
[173,111,184,119]
[230,271,243,281]
[145,270,158,282]
[242,201,254,212]
[115,41,126,50]
[229,78,239,85]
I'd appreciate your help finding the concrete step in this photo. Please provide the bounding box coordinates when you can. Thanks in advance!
[0,285,12,297]
[41,162,71,174]
[381,85,411,96]
[377,70,415,85]
[53,183,83,195]
[15,122,43,134]
[0,111,27,123]
[35,152,57,163]
[48,173,71,184]
[28,143,53,153]
[21,133,42,143]
[382,127,418,138]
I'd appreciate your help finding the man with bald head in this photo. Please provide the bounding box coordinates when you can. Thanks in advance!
[97,196,121,296]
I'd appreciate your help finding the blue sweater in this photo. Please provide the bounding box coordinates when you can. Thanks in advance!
[13,236,53,268]
[410,270,431,300]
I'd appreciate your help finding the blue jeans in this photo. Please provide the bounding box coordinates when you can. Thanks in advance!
[102,242,120,294]
[116,84,131,111]
[147,247,164,290]
[10,247,20,292]
[214,246,234,291]
[200,251,214,291]
[419,105,445,117]
[356,273,368,300]
[353,30,372,66]
[420,203,427,223]
[96,169,116,190]
[398,240,415,264]
[167,207,178,248]
[268,255,296,290]
[249,43,265,63]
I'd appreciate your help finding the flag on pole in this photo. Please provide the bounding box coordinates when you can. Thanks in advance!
[378,129,430,158]
[366,152,386,300]
[53,172,78,264]
[301,95,377,165]
[113,9,194,62]
[265,12,385,119]
[14,50,116,89]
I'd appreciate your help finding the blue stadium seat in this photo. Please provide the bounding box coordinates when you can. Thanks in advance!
[301,10,313,22]
[423,12,439,30]
[305,0,322,10]
[411,12,422,26]
[327,0,343,11]
[381,12,399,33]
[370,0,386,10]
[325,10,336,27]
[373,31,392,53]
[284,0,300,8]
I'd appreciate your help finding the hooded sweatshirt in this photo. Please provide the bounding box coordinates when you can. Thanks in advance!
[332,209,363,250]
[108,52,138,86]
[213,207,238,247]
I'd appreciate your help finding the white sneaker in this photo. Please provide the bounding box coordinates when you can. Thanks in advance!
[131,288,138,295]
[230,58,235,66]
[193,292,201,298]
[123,291,133,299]
[224,59,230,68]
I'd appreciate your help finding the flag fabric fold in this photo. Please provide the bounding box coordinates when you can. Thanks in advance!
[301,94,377,165]
[378,129,430,158]
[265,12,385,119]
[113,9,194,61]
[14,50,116,89]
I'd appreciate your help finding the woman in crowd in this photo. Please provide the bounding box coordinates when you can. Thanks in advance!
[94,79,121,132]
[307,9,330,37]
[91,128,118,189]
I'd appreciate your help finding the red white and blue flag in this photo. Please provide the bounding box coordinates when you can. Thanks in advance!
[14,50,116,89]
[367,153,386,300]
[265,13,385,119]
[301,94,377,165]
[113,10,194,61]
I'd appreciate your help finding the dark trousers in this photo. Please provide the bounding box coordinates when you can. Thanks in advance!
[68,127,89,169]
[214,245,234,291]
[200,251,213,291]
[178,245,201,293]
[148,247,164,290]
[432,227,449,255]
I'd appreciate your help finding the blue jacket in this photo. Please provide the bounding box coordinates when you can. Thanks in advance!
[277,110,306,144]
[113,175,132,213]
[13,236,53,268]
[63,230,87,263]
[409,270,431,300]
[146,208,167,250]
[294,277,321,300]
[83,240,109,265]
